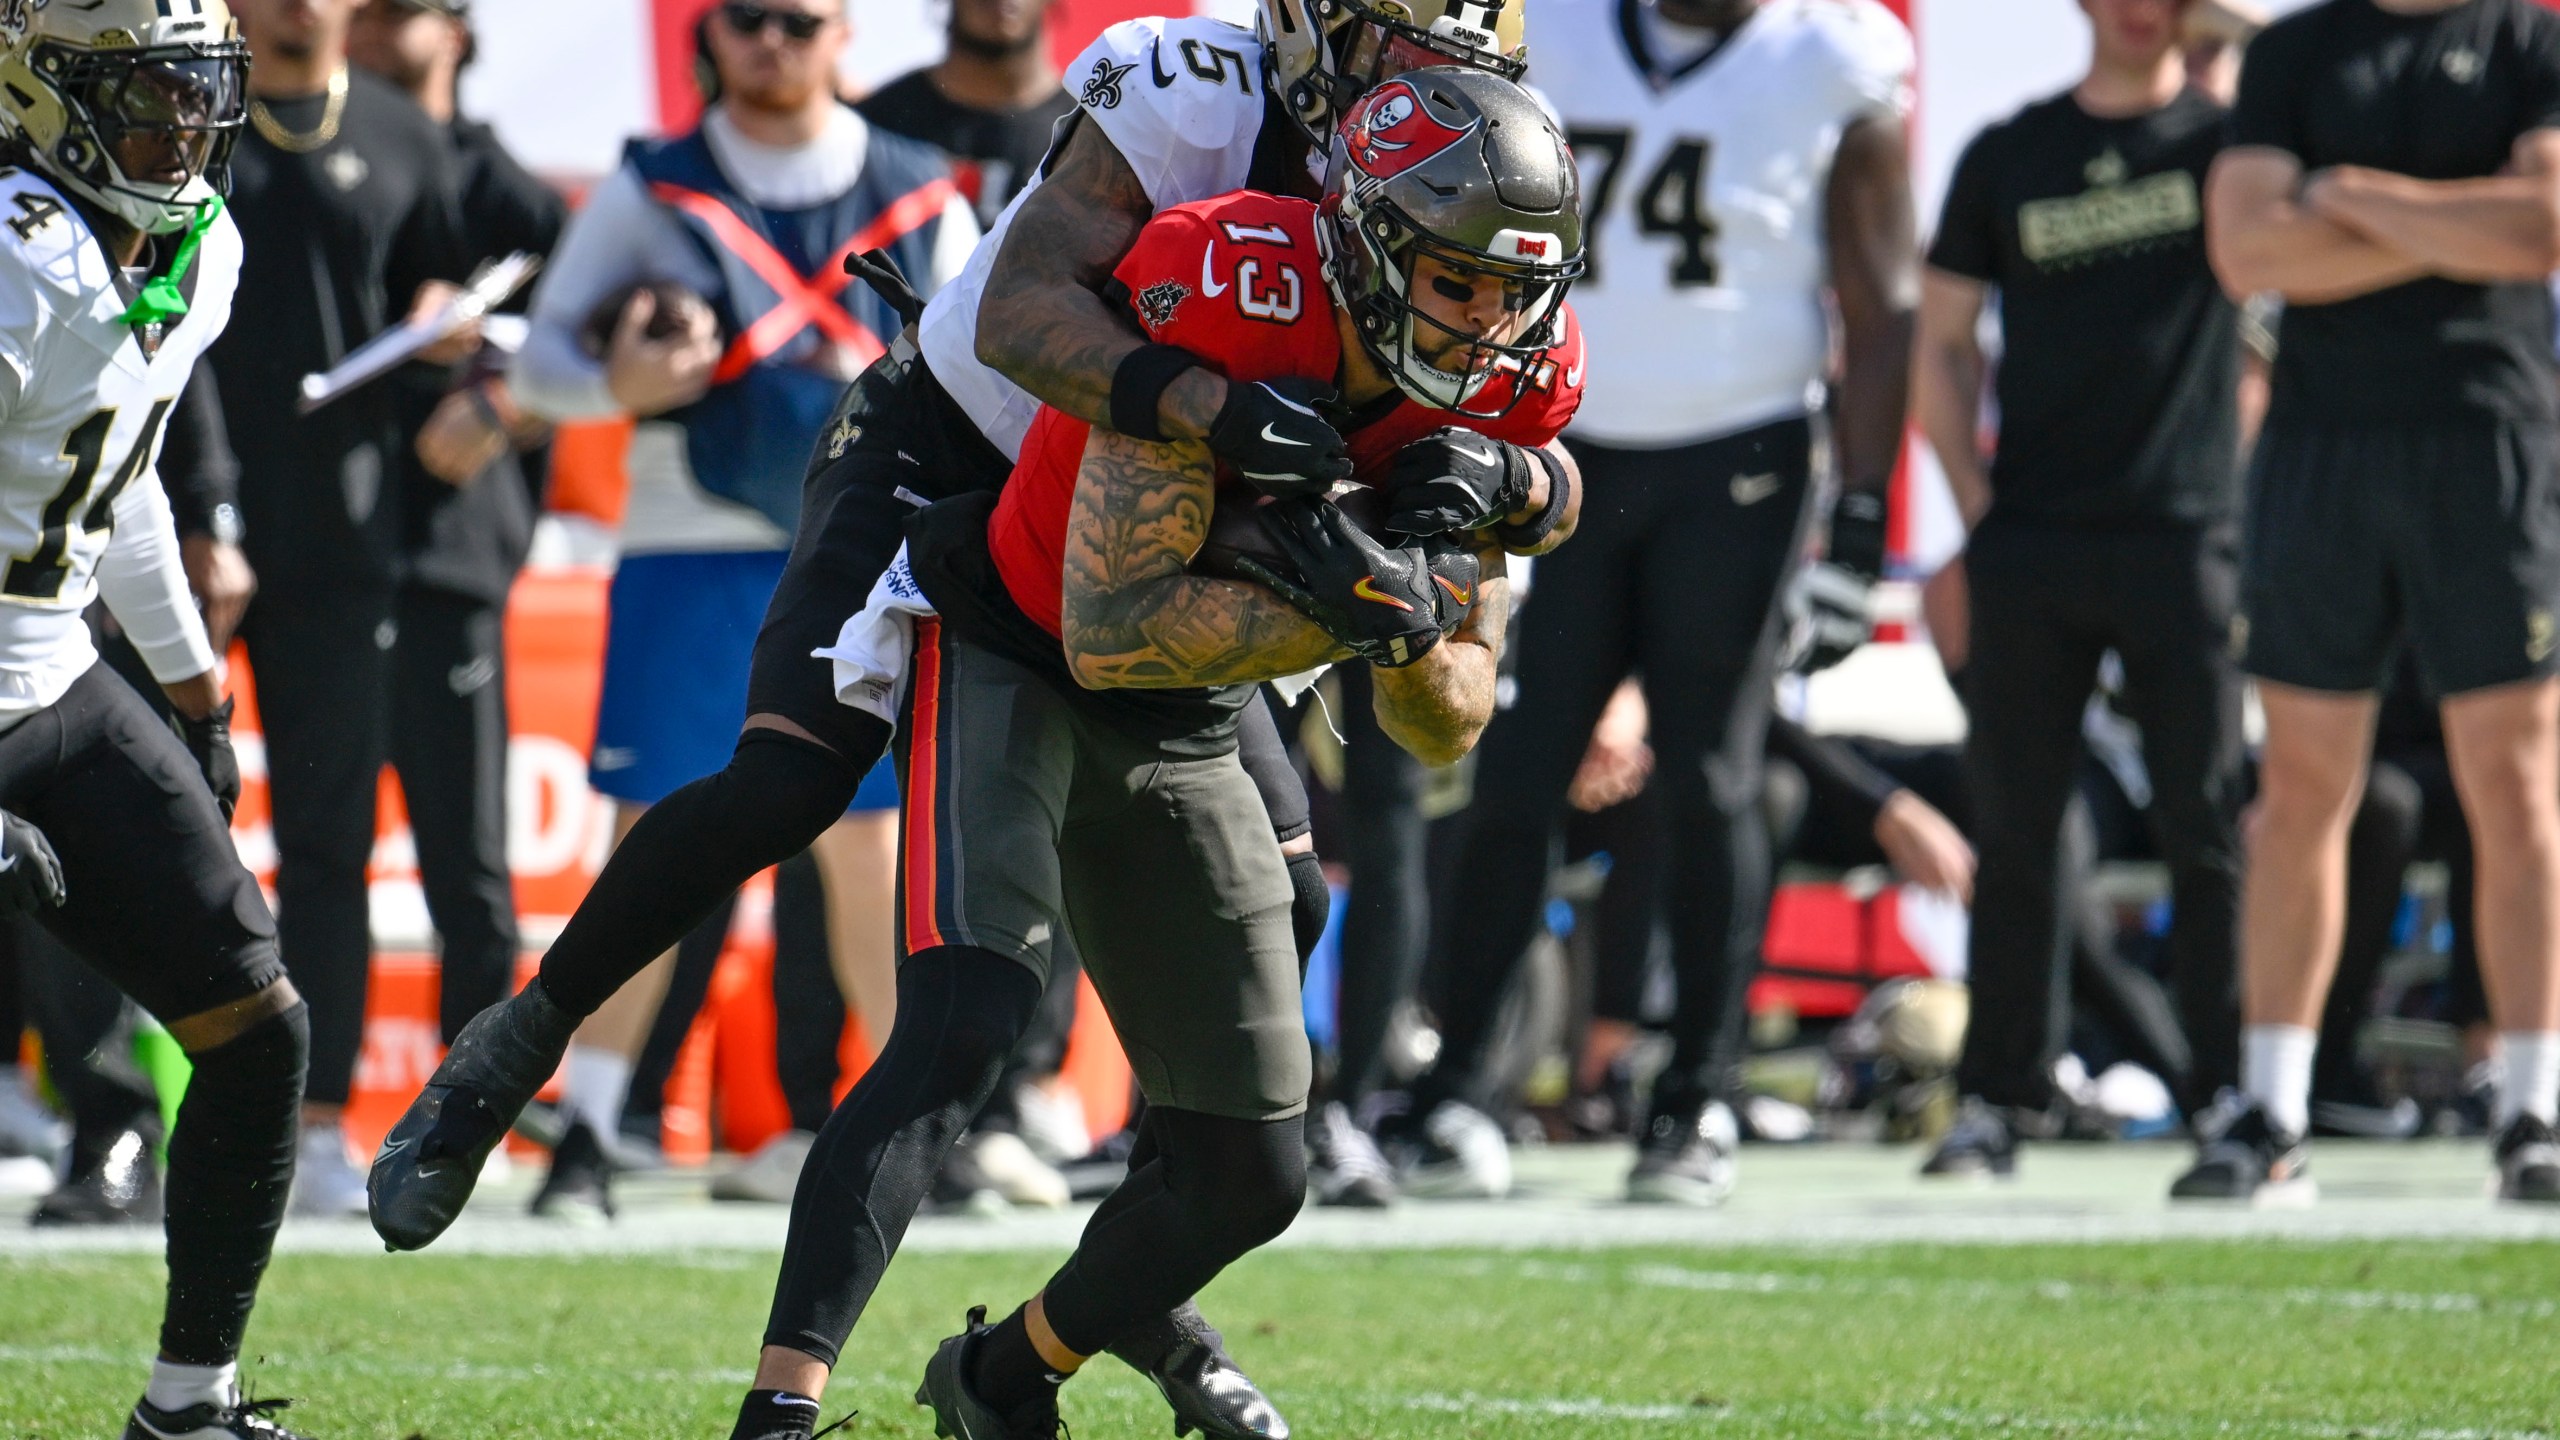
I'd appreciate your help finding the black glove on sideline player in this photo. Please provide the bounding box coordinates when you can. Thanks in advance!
[181,697,241,821]
[1207,377,1352,499]
[1785,490,1887,675]
[1386,428,1536,536]
[1230,497,1445,667]
[0,808,66,914]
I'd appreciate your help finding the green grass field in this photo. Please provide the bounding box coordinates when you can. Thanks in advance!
[5,1240,2557,1438]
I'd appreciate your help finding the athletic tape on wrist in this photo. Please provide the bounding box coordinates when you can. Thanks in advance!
[1110,344,1204,444]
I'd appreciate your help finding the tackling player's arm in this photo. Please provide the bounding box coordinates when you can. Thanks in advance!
[1368,544,1509,767]
[1824,112,1919,524]
[1911,268,1992,530]
[2300,130,2560,285]
[976,122,1228,442]
[1058,425,1351,689]
[2205,149,2430,304]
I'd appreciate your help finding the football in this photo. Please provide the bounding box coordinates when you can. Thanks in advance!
[577,279,718,358]
[1194,484,1391,582]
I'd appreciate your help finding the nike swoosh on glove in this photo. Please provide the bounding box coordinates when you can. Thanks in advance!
[1207,377,1352,499]
[0,808,67,914]
[1385,428,1535,536]
[1229,496,1445,668]
[1421,535,1480,635]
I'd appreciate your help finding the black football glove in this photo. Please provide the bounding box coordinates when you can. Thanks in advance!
[1784,491,1888,675]
[180,698,241,821]
[1227,496,1444,668]
[1385,428,1536,536]
[1207,377,1352,499]
[1420,534,1480,636]
[0,808,66,915]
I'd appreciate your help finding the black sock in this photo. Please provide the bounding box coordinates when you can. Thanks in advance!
[970,1306,1069,1418]
[729,1389,822,1440]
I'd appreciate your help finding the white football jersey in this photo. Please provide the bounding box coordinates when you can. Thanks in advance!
[1535,0,1913,448]
[0,167,233,717]
[918,15,1288,461]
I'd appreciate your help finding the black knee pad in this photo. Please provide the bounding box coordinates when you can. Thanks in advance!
[1158,1109,1307,1254]
[180,1001,310,1110]
[1284,850,1331,971]
[729,727,874,836]
[883,947,1047,1120]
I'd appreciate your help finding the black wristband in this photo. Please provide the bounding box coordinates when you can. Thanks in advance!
[1494,447,1571,552]
[1829,487,1890,580]
[1110,344,1203,444]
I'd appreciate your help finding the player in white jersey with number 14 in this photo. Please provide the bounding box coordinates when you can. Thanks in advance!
[0,3,317,1439]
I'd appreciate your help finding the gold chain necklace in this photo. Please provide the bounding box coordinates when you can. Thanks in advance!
[249,65,350,154]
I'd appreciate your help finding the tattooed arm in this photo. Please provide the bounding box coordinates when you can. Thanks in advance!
[1060,427,1350,689]
[976,120,1229,441]
[1368,546,1510,766]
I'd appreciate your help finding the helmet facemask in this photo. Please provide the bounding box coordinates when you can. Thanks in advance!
[1329,187,1576,418]
[32,40,247,235]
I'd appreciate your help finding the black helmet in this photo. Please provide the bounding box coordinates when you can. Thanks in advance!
[1320,66,1582,418]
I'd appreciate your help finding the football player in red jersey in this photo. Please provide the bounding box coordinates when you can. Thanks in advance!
[743,69,1583,1440]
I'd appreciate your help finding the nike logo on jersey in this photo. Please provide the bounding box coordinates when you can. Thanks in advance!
[1352,577,1415,612]
[1199,246,1230,298]
[0,850,17,874]
[1730,472,1783,506]
[1151,38,1180,89]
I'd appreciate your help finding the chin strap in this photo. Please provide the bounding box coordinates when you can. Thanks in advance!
[120,194,224,329]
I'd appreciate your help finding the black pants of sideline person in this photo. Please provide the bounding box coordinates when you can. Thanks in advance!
[1416,419,1815,1122]
[245,584,521,1106]
[1959,517,2244,1115]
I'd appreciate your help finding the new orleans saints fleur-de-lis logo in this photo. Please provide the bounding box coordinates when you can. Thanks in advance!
[1081,56,1138,111]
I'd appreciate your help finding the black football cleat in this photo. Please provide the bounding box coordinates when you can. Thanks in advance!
[1109,1302,1288,1439]
[1626,1098,1739,1208]
[916,1306,1069,1439]
[1920,1099,2020,1180]
[1307,1103,1395,1210]
[32,1130,162,1227]
[528,1118,617,1223]
[2494,1114,2560,1204]
[2169,1095,2314,1206]
[369,980,578,1251]
[123,1394,310,1440]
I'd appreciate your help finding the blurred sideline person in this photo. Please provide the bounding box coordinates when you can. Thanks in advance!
[215,0,475,1218]
[1910,0,2245,1180]
[502,0,974,1218]
[0,1,322,1434]
[2195,0,2560,1205]
[1388,0,1918,1206]
[860,0,1071,229]
[345,0,568,1126]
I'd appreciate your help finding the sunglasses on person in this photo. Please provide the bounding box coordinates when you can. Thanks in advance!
[716,2,831,42]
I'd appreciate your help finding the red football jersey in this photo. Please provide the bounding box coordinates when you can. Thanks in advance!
[987,190,1586,639]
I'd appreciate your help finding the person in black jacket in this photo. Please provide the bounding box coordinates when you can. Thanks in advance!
[215,0,477,1218]
[350,0,568,1094]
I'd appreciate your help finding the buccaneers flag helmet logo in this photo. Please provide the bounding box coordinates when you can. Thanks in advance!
[1342,79,1477,183]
